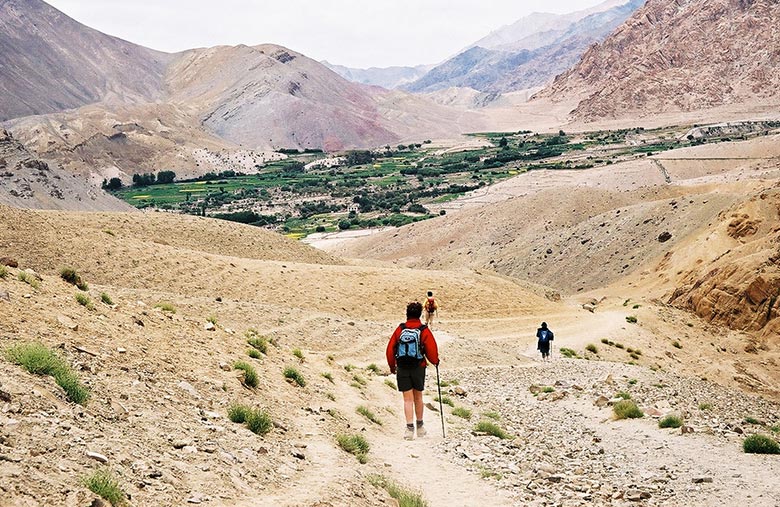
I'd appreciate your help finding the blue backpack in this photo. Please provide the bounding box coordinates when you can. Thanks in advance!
[395,324,426,366]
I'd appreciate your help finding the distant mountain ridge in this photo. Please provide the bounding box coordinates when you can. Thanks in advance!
[404,0,643,94]
[536,0,780,120]
[0,0,171,122]
[322,61,432,90]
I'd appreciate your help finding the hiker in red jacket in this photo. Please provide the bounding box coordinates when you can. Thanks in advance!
[386,301,439,440]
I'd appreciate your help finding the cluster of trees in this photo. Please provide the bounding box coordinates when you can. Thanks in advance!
[210,210,279,226]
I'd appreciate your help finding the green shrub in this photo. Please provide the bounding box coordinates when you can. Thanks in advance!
[600,338,610,344]
[5,342,89,405]
[248,348,262,359]
[613,400,644,419]
[483,411,501,420]
[698,402,713,411]
[18,271,40,289]
[284,366,306,387]
[366,363,380,374]
[474,420,511,439]
[614,343,625,349]
[352,374,367,386]
[585,344,598,354]
[100,292,114,305]
[343,364,356,372]
[59,267,88,291]
[207,315,217,325]
[233,361,258,388]
[742,434,780,454]
[292,348,304,361]
[632,304,640,309]
[357,406,382,425]
[247,336,268,354]
[321,372,334,383]
[155,302,176,313]
[559,347,578,358]
[626,316,637,324]
[770,425,780,434]
[245,409,273,435]
[367,474,427,507]
[628,379,638,385]
[616,391,631,400]
[384,379,397,390]
[337,433,370,463]
[541,386,555,393]
[83,469,126,506]
[672,341,682,349]
[227,403,250,423]
[0,265,7,279]
[452,407,472,420]
[744,416,762,425]
[435,395,455,407]
[658,415,683,428]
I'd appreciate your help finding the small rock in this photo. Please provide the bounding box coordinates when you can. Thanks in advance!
[453,387,467,397]
[186,494,203,504]
[681,425,695,434]
[204,322,216,331]
[57,315,78,331]
[625,489,642,502]
[594,395,609,408]
[0,291,9,302]
[550,391,567,401]
[547,475,564,483]
[23,294,31,299]
[292,451,305,460]
[219,362,232,371]
[85,451,109,463]
[90,499,109,507]
[658,231,672,242]
[425,402,439,412]
[178,381,200,398]
[0,257,18,268]
[172,440,190,450]
[0,389,11,402]
[604,374,615,385]
[181,446,198,454]
[582,303,596,313]
[117,347,126,354]
[692,476,713,484]
[529,384,542,395]
[23,268,42,281]
[132,316,144,327]
[645,408,663,418]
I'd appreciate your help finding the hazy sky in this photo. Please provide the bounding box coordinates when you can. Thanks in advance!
[45,0,611,68]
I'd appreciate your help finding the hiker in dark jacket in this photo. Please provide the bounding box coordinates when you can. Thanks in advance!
[386,301,439,440]
[536,322,554,360]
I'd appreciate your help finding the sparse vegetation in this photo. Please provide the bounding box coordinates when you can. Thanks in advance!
[439,379,459,387]
[18,271,40,289]
[357,406,383,425]
[475,420,511,439]
[626,316,638,324]
[59,267,88,291]
[559,347,579,358]
[384,379,397,390]
[75,292,94,310]
[155,302,176,313]
[337,433,370,463]
[770,425,780,434]
[233,361,258,388]
[628,379,638,385]
[672,340,682,349]
[367,474,428,507]
[541,386,555,393]
[343,364,356,372]
[366,363,380,374]
[614,343,625,349]
[483,411,501,420]
[616,391,632,400]
[284,366,306,387]
[100,292,114,305]
[227,403,272,435]
[292,348,304,361]
[742,434,780,454]
[452,407,472,420]
[247,334,268,354]
[0,265,8,279]
[435,395,455,407]
[613,400,644,419]
[744,416,762,425]
[321,372,334,383]
[585,344,598,354]
[248,348,262,359]
[83,468,127,506]
[658,415,684,428]
[352,374,368,386]
[4,342,89,405]
[207,315,218,325]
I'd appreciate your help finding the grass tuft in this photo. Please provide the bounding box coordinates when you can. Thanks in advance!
[435,395,455,407]
[384,379,397,390]
[357,406,383,426]
[247,335,268,354]
[227,403,272,435]
[83,469,126,506]
[284,366,306,387]
[626,316,637,324]
[672,340,682,349]
[100,292,114,305]
[18,271,40,289]
[292,348,304,361]
[75,293,94,310]
[658,415,684,429]
[585,344,598,354]
[742,434,780,454]
[698,402,713,411]
[367,474,428,507]
[337,433,370,463]
[559,347,578,358]
[366,363,380,374]
[483,411,501,421]
[247,348,262,359]
[452,407,472,420]
[5,342,89,405]
[59,267,88,291]
[227,403,250,423]
[541,386,555,394]
[744,416,762,425]
[0,265,7,279]
[474,420,511,439]
[155,302,176,313]
[613,400,644,419]
[616,391,631,400]
[321,372,334,384]
[233,361,258,388]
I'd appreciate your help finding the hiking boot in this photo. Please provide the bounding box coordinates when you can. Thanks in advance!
[416,425,427,438]
[404,426,415,440]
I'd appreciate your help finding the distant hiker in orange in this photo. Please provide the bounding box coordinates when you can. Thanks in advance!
[537,322,554,360]
[386,301,439,440]
[423,291,438,328]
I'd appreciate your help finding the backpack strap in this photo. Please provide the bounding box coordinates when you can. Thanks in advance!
[400,323,406,329]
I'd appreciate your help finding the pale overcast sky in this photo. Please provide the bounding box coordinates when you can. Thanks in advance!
[45,0,612,68]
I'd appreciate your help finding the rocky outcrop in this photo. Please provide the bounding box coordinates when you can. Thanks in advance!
[536,0,780,120]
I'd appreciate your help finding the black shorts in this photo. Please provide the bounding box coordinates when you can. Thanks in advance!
[396,365,426,392]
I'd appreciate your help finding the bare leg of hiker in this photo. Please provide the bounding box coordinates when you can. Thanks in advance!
[402,390,415,439]
[425,311,434,329]
[413,389,426,437]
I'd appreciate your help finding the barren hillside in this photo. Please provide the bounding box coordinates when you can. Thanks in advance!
[536,0,780,121]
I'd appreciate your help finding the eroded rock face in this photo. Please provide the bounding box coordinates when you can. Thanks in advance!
[668,191,780,336]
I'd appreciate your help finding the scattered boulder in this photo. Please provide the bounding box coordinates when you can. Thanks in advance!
[57,315,78,331]
[85,451,109,463]
[658,231,672,242]
[529,384,542,395]
[204,322,216,331]
[692,476,713,484]
[681,425,695,434]
[23,268,42,281]
[0,257,18,268]
[453,386,467,397]
[594,395,610,408]
[0,291,9,302]
[582,303,596,313]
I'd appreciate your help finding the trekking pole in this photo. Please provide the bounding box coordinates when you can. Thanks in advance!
[435,364,446,438]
